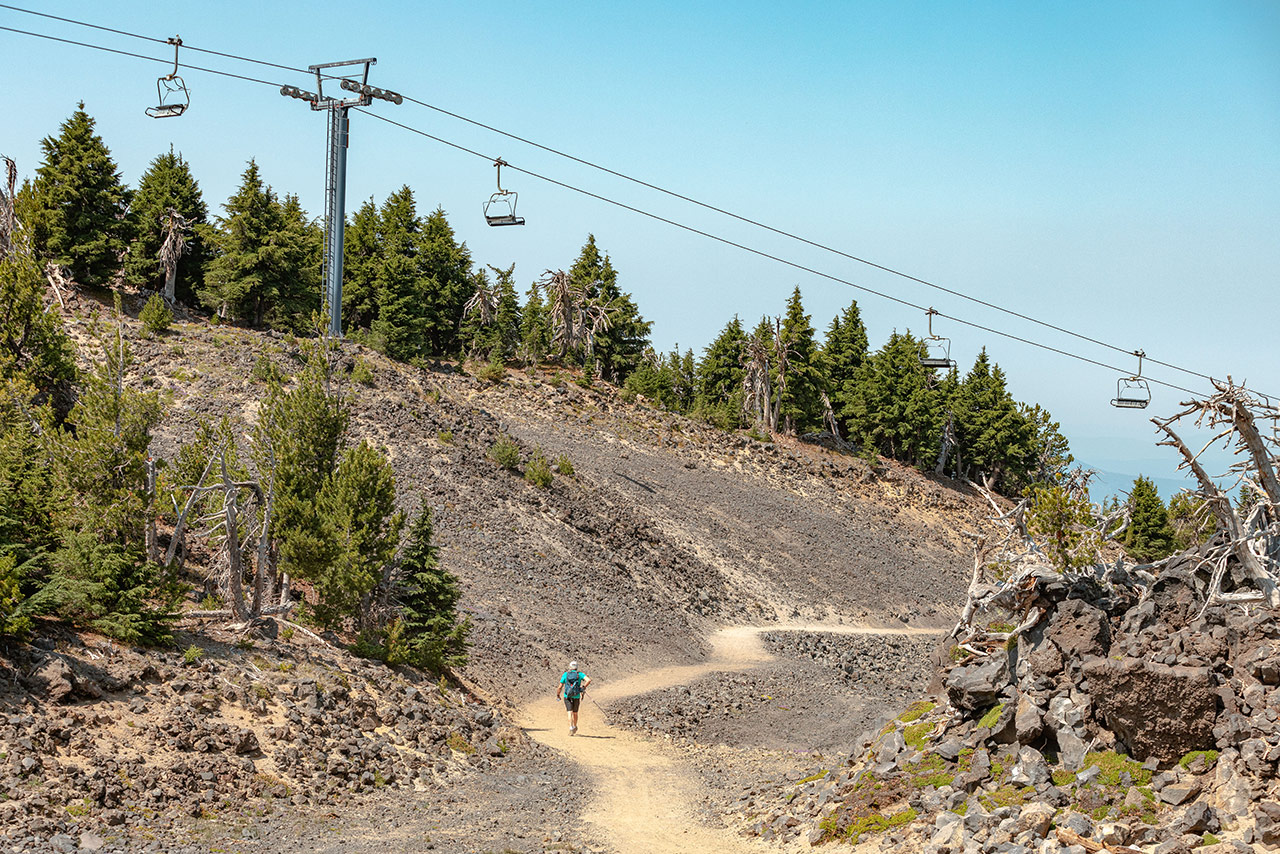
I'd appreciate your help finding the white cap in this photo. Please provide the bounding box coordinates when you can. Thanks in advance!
[569,661,578,669]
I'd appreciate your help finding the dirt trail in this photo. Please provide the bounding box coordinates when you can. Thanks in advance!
[518,622,946,854]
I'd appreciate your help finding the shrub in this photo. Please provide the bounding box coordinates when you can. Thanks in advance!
[183,645,204,665]
[350,357,374,386]
[488,436,521,471]
[554,453,574,476]
[250,354,283,384]
[524,449,553,489]
[436,430,454,445]
[475,359,505,384]
[140,294,173,336]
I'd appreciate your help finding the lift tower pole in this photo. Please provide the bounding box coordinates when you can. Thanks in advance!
[281,60,402,337]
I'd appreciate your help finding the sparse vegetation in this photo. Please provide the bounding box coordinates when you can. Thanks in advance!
[524,448,553,488]
[140,293,173,336]
[489,436,521,471]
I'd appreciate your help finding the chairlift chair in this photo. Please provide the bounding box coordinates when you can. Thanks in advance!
[483,158,524,226]
[146,37,189,118]
[920,308,956,370]
[1110,350,1151,409]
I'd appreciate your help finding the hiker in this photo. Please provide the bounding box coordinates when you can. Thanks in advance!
[558,661,592,735]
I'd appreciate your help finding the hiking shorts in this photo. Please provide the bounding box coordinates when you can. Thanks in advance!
[563,696,581,712]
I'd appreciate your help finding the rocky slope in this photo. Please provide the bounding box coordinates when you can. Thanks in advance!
[2,296,995,852]
[736,559,1280,852]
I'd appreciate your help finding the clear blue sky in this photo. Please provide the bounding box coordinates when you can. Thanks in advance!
[4,1,1278,499]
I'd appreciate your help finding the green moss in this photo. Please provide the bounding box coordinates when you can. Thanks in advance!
[846,808,918,844]
[979,785,1027,810]
[795,770,829,785]
[1178,750,1219,770]
[986,620,1016,633]
[1051,769,1075,787]
[1083,751,1150,787]
[897,700,936,723]
[1202,833,1220,846]
[904,720,934,750]
[977,703,1005,729]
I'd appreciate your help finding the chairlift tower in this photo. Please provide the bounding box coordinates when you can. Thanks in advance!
[281,59,402,336]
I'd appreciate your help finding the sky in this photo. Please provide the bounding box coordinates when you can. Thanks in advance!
[3,1,1278,501]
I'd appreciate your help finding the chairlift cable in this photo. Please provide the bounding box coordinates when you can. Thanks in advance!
[0,18,1264,402]
[357,109,1206,398]
[0,4,353,83]
[0,24,283,87]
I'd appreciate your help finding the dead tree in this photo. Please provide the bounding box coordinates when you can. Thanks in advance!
[540,269,586,361]
[741,328,775,434]
[0,155,16,260]
[158,208,190,303]
[1153,378,1280,608]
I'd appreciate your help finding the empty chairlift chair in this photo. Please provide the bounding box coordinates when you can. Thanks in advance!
[921,308,956,370]
[146,37,189,118]
[483,158,524,226]
[1111,350,1151,409]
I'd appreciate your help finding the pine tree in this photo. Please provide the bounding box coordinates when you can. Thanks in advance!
[492,264,522,361]
[955,350,1033,493]
[775,286,824,434]
[693,315,745,429]
[417,207,473,356]
[342,197,383,330]
[842,331,939,464]
[0,250,76,411]
[266,194,322,331]
[392,504,469,670]
[35,304,174,644]
[1123,476,1177,563]
[567,235,650,383]
[200,161,284,325]
[313,440,404,630]
[123,147,208,302]
[370,188,428,360]
[823,299,869,431]
[27,104,131,287]
[520,281,550,365]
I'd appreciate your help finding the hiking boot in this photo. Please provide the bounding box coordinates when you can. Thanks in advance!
[569,725,577,736]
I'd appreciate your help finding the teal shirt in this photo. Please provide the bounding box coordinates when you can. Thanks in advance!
[560,670,587,697]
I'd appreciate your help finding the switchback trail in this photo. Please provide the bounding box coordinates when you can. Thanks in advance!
[517,623,947,854]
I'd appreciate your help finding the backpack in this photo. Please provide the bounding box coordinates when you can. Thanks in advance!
[563,670,584,699]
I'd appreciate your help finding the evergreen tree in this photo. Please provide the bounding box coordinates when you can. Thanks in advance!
[392,504,469,670]
[842,331,939,464]
[34,305,175,644]
[201,161,314,327]
[520,280,550,365]
[123,147,208,302]
[775,286,824,434]
[1026,484,1101,573]
[693,315,745,429]
[955,350,1033,493]
[417,206,473,356]
[1123,476,1177,563]
[27,104,131,287]
[342,197,382,330]
[371,188,427,360]
[0,250,77,413]
[266,193,322,331]
[492,264,522,361]
[823,299,869,430]
[313,440,404,630]
[567,235,651,383]
[1018,403,1074,488]
[1168,492,1215,551]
